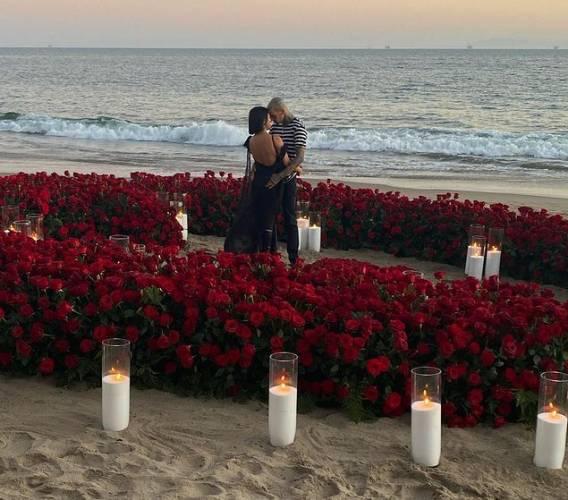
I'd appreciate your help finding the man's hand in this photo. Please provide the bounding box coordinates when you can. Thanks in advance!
[266,173,282,189]
[295,165,303,176]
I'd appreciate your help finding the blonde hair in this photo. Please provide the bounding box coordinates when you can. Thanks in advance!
[267,97,294,122]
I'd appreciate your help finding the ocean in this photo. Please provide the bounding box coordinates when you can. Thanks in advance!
[1,48,567,182]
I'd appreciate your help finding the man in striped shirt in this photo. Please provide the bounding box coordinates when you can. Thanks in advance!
[267,97,307,265]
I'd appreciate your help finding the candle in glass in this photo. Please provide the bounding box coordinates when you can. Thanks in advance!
[308,211,322,253]
[13,220,32,238]
[102,338,131,431]
[296,201,310,251]
[173,201,188,241]
[485,227,504,279]
[2,204,20,232]
[465,224,485,275]
[534,371,568,469]
[109,234,130,252]
[269,352,298,447]
[411,367,442,467]
[26,213,44,241]
[467,235,486,280]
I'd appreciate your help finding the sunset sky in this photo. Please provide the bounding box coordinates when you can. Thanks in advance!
[1,0,566,48]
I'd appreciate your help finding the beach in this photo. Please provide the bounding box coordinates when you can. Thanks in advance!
[2,376,568,500]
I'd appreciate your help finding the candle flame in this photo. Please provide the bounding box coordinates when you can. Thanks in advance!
[549,402,559,418]
[423,389,431,407]
[279,374,289,388]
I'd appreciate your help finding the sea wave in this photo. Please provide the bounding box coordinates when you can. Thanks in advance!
[1,112,567,161]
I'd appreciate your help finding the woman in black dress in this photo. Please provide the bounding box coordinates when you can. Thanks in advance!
[224,107,290,253]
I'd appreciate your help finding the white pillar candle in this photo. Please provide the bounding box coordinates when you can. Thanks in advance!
[485,249,501,278]
[308,225,321,253]
[269,384,297,447]
[534,410,567,469]
[467,255,484,280]
[176,213,188,241]
[465,245,474,275]
[411,400,442,467]
[102,373,130,431]
[297,218,310,252]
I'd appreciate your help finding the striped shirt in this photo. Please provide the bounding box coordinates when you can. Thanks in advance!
[270,117,307,161]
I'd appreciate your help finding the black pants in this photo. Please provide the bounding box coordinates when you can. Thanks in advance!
[271,177,299,263]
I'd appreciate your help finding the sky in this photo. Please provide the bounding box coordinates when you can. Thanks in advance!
[1,0,567,49]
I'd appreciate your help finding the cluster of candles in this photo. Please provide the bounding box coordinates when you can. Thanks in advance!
[1,204,44,241]
[296,202,321,253]
[101,342,566,469]
[465,225,504,280]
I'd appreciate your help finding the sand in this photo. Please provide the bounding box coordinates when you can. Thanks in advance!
[2,377,568,500]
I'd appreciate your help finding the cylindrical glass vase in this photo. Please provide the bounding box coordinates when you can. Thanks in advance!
[109,234,130,252]
[534,371,568,469]
[26,213,44,241]
[269,352,298,447]
[13,219,32,237]
[411,367,442,467]
[102,338,131,431]
[2,204,20,231]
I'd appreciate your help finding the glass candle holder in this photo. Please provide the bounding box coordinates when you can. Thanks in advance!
[13,219,32,237]
[269,352,298,447]
[26,213,44,241]
[534,371,568,469]
[485,227,504,279]
[308,211,322,252]
[109,234,130,252]
[2,204,20,231]
[465,224,485,275]
[467,235,486,280]
[296,200,310,219]
[157,191,170,206]
[102,338,131,431]
[133,243,146,255]
[411,367,442,467]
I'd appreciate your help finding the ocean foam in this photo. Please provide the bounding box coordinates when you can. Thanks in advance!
[1,113,567,161]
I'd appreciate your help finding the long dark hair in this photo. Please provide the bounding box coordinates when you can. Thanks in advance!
[248,106,268,135]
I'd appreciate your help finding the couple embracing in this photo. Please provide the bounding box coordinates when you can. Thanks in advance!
[224,98,307,265]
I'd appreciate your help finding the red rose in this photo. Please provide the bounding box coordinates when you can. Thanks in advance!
[0,352,12,367]
[270,336,284,353]
[468,372,482,386]
[126,325,140,343]
[80,338,95,353]
[159,313,173,327]
[383,392,403,416]
[366,356,391,377]
[468,342,481,355]
[236,324,252,341]
[480,349,496,368]
[250,311,264,328]
[16,340,32,358]
[321,379,335,396]
[493,416,507,428]
[224,319,239,334]
[363,385,379,403]
[143,305,160,321]
[38,357,55,375]
[467,388,484,407]
[168,330,180,345]
[54,338,70,353]
[19,304,34,318]
[64,354,80,370]
[177,345,194,368]
[11,326,24,339]
[501,335,519,358]
[156,334,170,350]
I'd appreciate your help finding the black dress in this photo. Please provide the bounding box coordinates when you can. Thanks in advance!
[224,136,286,254]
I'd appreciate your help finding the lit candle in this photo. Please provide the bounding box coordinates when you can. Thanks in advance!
[465,244,476,275]
[466,237,486,281]
[269,353,298,447]
[308,224,321,253]
[485,246,502,279]
[411,368,442,467]
[297,217,310,251]
[176,211,188,241]
[534,402,567,469]
[102,338,131,431]
[102,368,130,431]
